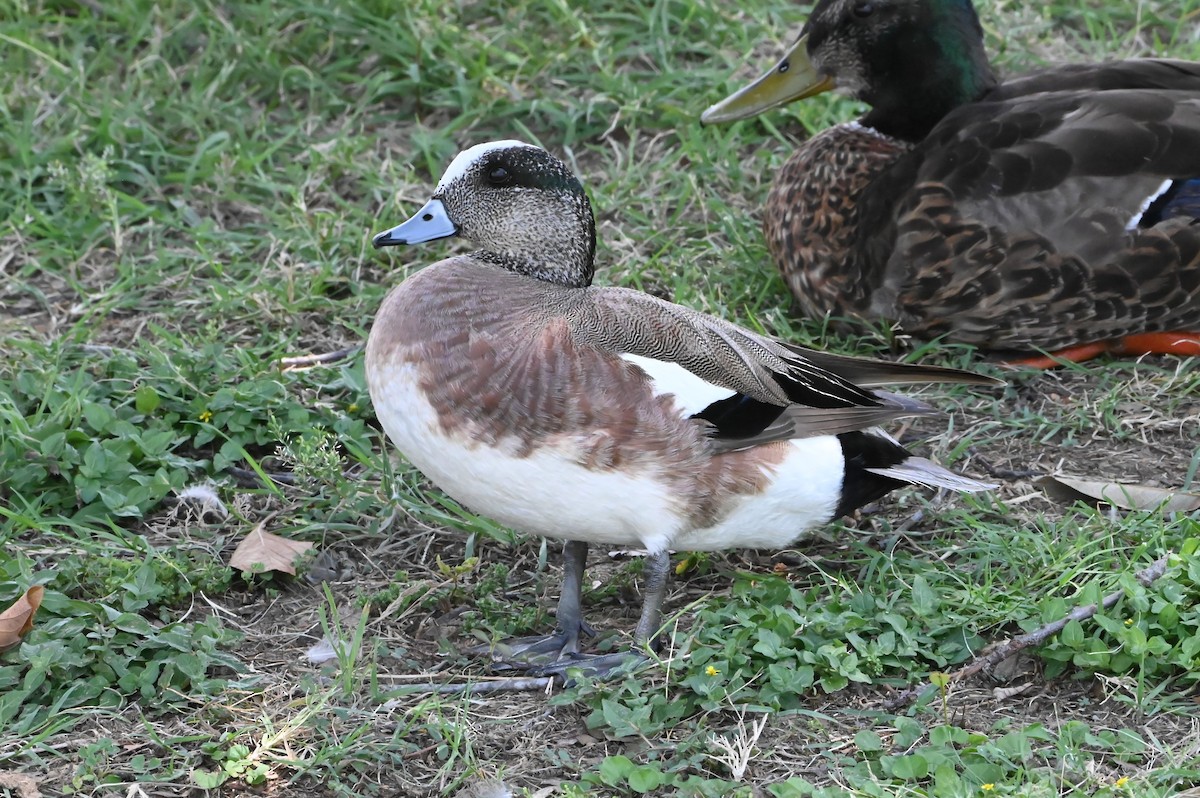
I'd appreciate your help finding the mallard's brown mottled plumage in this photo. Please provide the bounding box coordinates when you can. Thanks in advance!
[703,0,1200,360]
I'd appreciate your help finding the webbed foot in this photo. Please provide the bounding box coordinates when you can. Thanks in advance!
[525,650,651,683]
[469,619,598,667]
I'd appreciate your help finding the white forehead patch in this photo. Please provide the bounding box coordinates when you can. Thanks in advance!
[436,139,537,191]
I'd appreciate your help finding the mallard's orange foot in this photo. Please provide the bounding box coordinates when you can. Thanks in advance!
[1003,331,1200,369]
[1114,331,1200,358]
[1002,342,1113,369]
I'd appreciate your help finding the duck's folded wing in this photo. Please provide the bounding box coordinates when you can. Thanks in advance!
[884,60,1200,253]
[782,346,1002,388]
[702,390,944,453]
[578,287,878,406]
[855,62,1200,348]
[986,59,1200,102]
[575,288,996,448]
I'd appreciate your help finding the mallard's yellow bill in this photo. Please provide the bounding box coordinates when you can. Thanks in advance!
[701,35,836,124]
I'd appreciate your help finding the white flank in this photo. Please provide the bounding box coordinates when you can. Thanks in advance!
[621,353,736,417]
[436,139,535,191]
[1126,178,1173,230]
[367,358,685,553]
[370,350,849,556]
[676,436,845,551]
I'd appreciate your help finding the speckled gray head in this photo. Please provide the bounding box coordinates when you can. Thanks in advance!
[373,140,598,288]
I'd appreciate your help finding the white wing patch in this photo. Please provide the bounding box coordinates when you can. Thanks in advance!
[1126,178,1174,230]
[620,353,736,417]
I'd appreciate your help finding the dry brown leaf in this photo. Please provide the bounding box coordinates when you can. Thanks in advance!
[230,528,313,575]
[0,771,43,798]
[0,586,45,653]
[454,779,513,798]
[992,683,1034,701]
[1037,475,1200,513]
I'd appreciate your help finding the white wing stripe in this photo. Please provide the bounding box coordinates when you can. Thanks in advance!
[1125,178,1173,230]
[621,353,736,417]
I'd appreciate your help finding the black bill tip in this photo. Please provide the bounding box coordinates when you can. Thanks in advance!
[372,229,406,249]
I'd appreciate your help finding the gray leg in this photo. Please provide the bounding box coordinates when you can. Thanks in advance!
[471,539,594,664]
[529,550,672,682]
[632,551,671,646]
[553,539,592,645]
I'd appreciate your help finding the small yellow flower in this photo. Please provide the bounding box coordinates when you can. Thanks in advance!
[1124,618,1134,626]
[1115,776,1129,788]
[348,403,360,413]
[981,785,994,793]
[705,665,719,677]
[198,409,213,423]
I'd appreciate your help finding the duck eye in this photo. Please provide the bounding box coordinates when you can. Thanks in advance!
[487,166,510,185]
[853,1,874,17]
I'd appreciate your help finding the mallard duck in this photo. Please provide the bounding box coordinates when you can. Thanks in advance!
[368,140,997,677]
[701,0,1200,366]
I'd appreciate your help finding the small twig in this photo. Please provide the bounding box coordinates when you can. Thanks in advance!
[892,507,926,534]
[279,345,361,370]
[974,455,1042,481]
[884,553,1173,711]
[401,743,441,760]
[707,708,769,782]
[952,553,1170,683]
[390,676,557,695]
[223,465,296,486]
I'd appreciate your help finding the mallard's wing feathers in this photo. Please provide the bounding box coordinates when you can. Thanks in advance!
[927,92,1200,240]
[859,61,1200,350]
[987,59,1200,100]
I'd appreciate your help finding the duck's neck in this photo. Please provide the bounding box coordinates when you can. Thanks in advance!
[763,124,910,319]
[474,216,597,289]
[860,0,998,141]
[473,192,598,288]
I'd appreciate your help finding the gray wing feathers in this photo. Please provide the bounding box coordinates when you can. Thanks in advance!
[575,287,801,404]
[577,287,1000,402]
[868,458,997,492]
[705,390,941,453]
[788,347,1003,387]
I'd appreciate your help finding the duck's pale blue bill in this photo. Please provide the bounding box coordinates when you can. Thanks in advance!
[373,198,457,248]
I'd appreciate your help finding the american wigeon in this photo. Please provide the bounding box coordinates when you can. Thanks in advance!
[701,0,1200,367]
[367,140,998,677]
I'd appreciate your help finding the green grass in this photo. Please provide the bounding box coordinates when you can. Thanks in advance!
[2,0,1200,795]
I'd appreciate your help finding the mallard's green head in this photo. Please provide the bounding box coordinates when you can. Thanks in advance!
[702,0,998,141]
